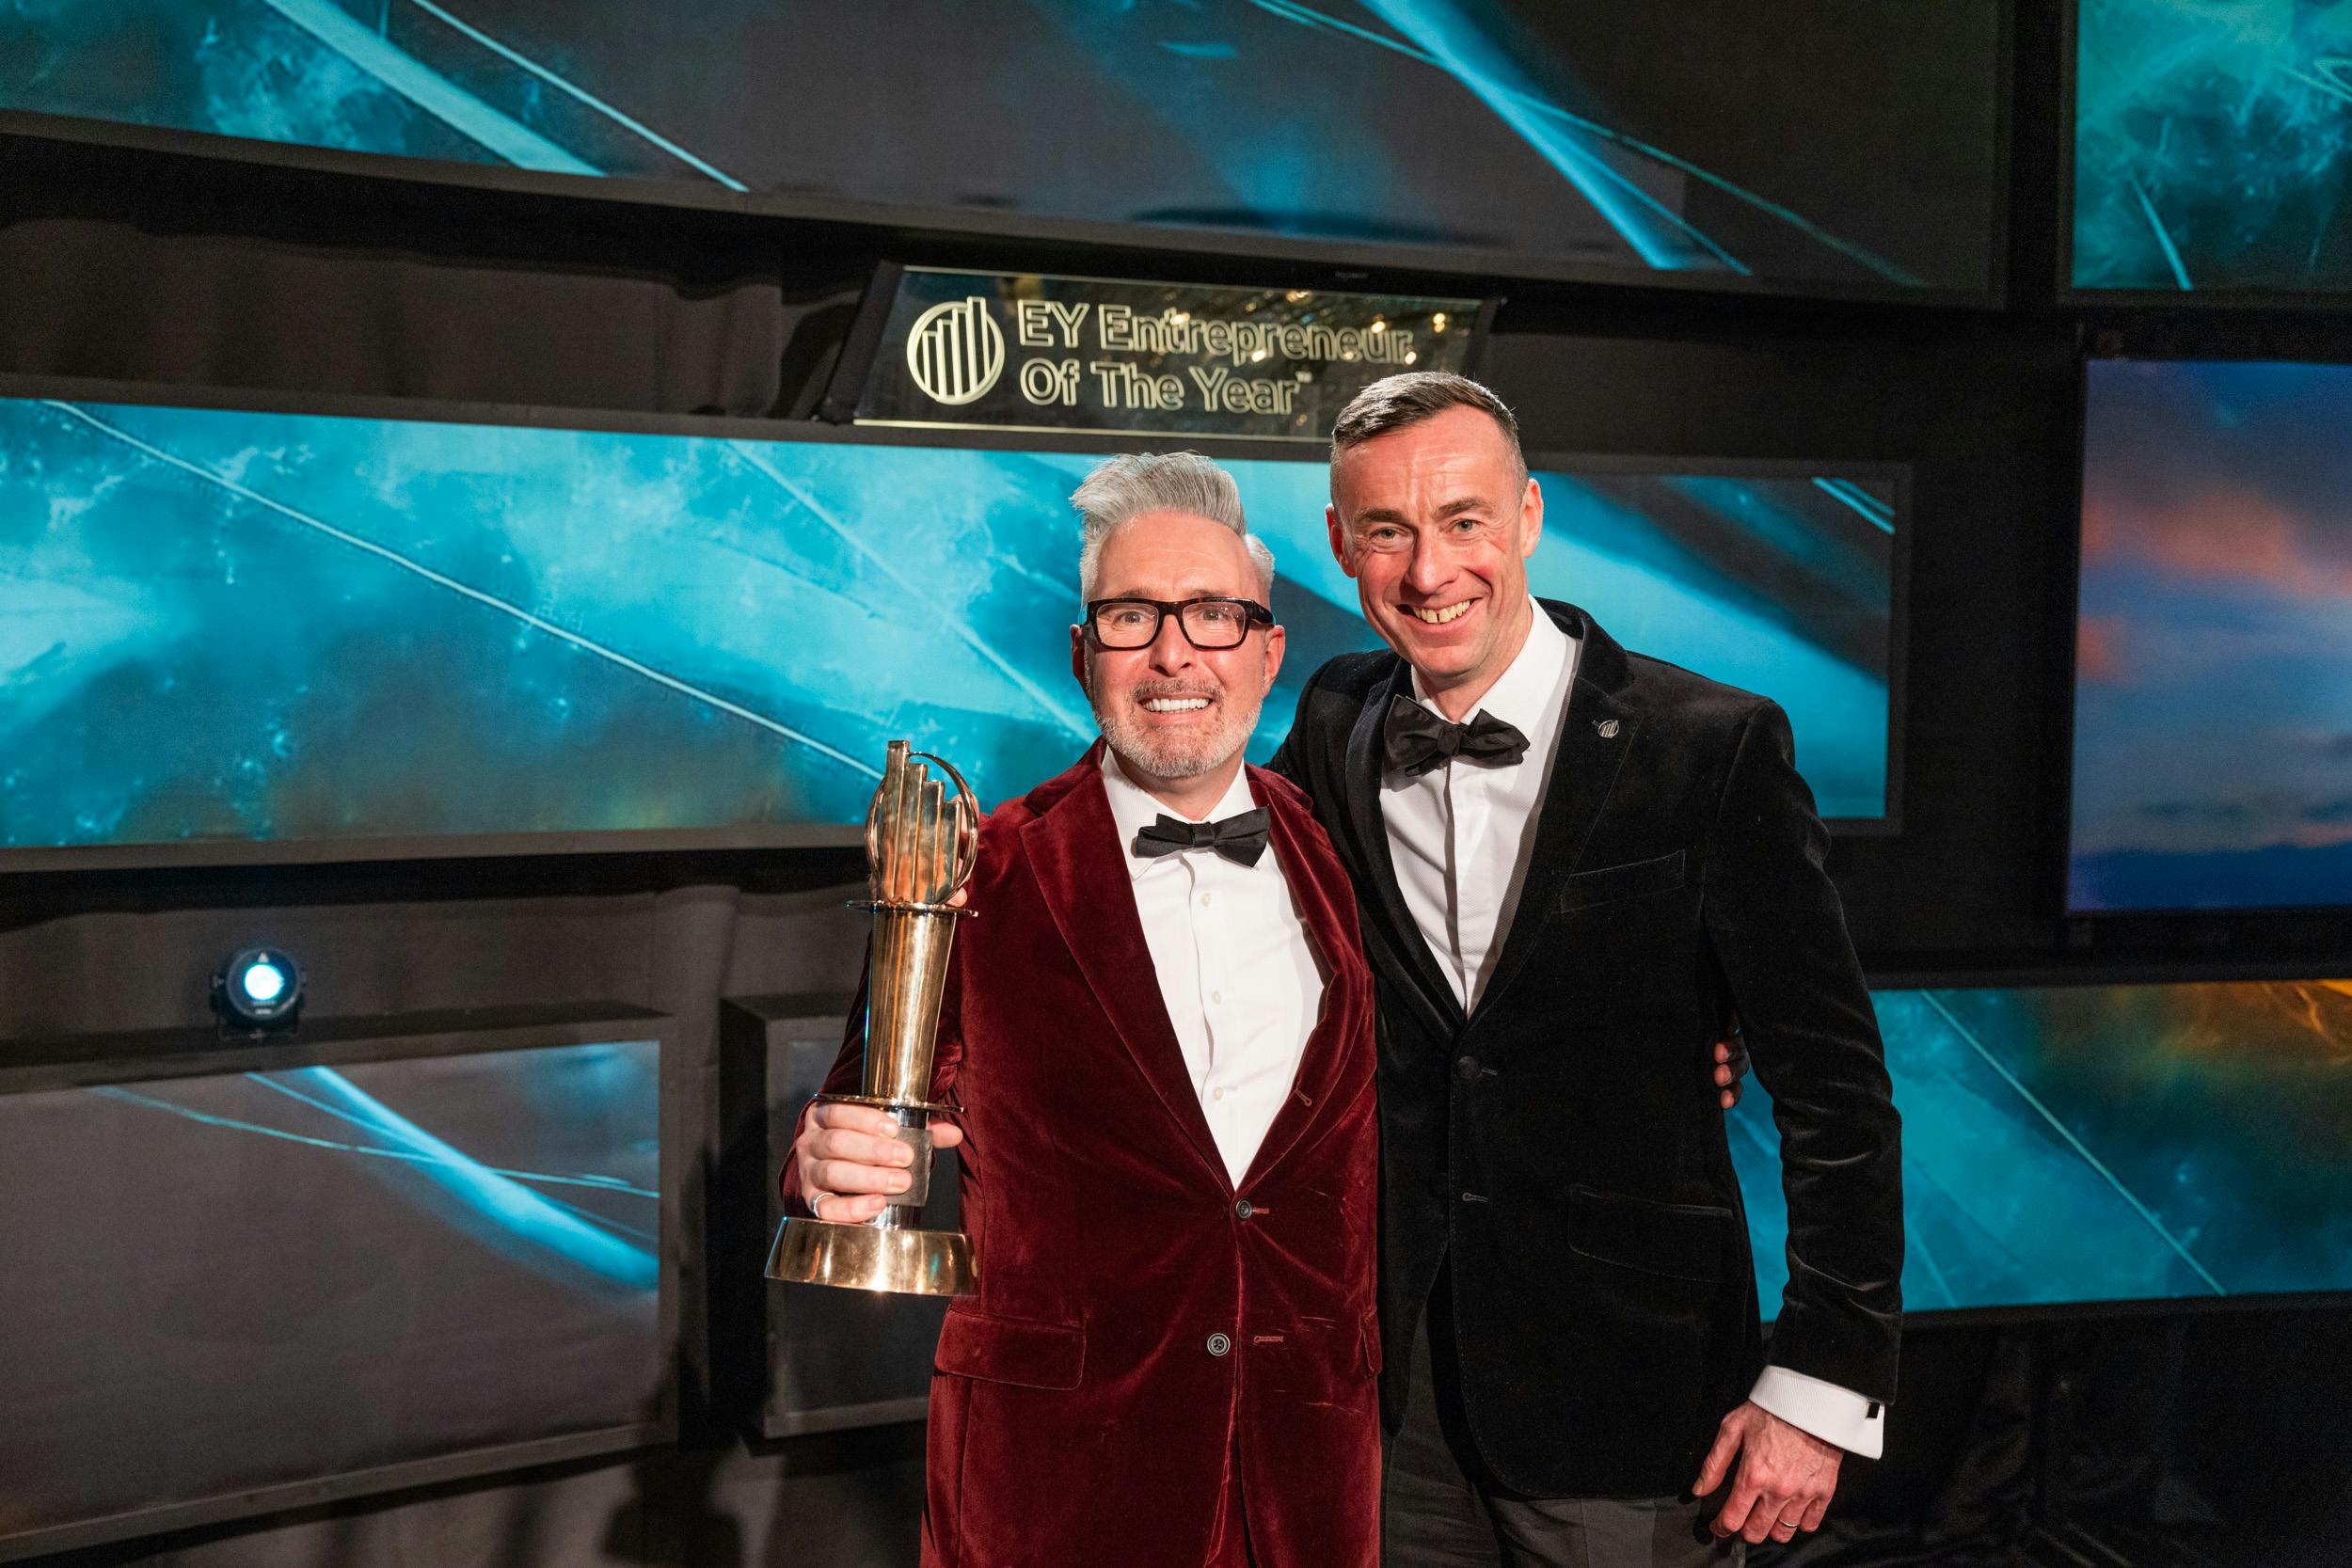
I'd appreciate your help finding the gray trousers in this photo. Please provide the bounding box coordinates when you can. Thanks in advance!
[1381,1291,1741,1568]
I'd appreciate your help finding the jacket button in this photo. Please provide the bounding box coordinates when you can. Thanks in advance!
[1233,1198,1254,1219]
[1206,1333,1232,1357]
[1455,1054,1481,1082]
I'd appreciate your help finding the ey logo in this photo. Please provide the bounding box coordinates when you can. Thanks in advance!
[906,296,1006,404]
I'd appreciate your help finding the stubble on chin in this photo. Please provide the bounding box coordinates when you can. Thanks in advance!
[1095,696,1263,784]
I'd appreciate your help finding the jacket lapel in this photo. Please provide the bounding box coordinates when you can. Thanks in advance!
[1342,662,1467,1038]
[1475,604,1640,1019]
[1235,767,1371,1189]
[1022,749,1230,1187]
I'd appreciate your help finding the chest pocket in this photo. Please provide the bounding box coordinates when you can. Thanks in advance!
[1555,849,1686,913]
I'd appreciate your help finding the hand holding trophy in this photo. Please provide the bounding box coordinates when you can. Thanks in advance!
[767,740,978,1296]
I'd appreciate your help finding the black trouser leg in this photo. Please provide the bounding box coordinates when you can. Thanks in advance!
[1380,1274,1741,1568]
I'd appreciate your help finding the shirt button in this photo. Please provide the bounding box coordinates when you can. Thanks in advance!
[1454,1054,1481,1083]
[1206,1332,1232,1357]
[1200,893,1213,908]
[1211,1086,1225,1101]
[1234,1198,1254,1219]
[1211,990,1223,1005]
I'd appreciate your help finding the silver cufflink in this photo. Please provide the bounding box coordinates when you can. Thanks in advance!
[1595,719,1620,738]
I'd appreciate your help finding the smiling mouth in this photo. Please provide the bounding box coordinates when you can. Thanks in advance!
[1403,600,1475,626]
[1139,695,1214,713]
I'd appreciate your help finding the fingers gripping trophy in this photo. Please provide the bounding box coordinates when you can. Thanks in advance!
[768,741,979,1296]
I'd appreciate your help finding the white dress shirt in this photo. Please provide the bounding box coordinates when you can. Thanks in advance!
[1380,600,1884,1459]
[1381,599,1579,1014]
[1101,751,1325,1186]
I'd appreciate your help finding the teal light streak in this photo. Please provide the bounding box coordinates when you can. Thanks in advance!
[289,1066,659,1291]
[1917,991,2224,1295]
[248,0,600,175]
[244,1072,655,1197]
[90,1083,658,1203]
[1243,0,1922,285]
[248,0,744,190]
[89,1069,659,1292]
[1355,0,1722,270]
[397,0,749,190]
[724,441,1097,741]
[1811,477,1898,534]
[2130,176,2196,292]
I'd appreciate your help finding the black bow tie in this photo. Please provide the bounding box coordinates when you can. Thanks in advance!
[1133,808,1272,867]
[1382,693,1531,777]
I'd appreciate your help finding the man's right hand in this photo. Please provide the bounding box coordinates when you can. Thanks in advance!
[790,1101,963,1223]
[1714,1021,1751,1111]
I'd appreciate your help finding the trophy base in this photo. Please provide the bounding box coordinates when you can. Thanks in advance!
[766,1215,975,1297]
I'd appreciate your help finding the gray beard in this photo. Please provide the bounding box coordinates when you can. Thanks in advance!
[1094,691,1263,783]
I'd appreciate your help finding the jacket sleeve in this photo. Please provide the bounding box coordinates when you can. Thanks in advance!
[776,937,967,1213]
[1701,699,1904,1403]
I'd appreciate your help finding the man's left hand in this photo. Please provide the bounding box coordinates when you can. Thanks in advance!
[1693,1400,1841,1545]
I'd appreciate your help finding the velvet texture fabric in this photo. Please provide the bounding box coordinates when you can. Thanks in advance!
[1271,601,1903,1499]
[784,748,1381,1568]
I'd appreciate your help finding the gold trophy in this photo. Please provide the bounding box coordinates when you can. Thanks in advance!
[767,740,979,1296]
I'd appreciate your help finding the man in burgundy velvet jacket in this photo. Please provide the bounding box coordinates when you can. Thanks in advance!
[781,454,1381,1568]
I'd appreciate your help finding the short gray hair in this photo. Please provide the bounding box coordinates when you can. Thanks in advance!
[1072,451,1276,600]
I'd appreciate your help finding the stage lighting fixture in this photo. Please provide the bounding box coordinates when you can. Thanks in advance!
[212,946,305,1033]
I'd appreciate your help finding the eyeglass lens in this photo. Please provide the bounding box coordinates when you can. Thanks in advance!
[1091,599,1253,649]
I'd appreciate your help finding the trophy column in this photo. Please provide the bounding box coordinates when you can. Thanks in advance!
[766,741,977,1297]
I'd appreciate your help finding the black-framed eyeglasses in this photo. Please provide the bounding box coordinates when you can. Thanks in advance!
[1083,596,1275,650]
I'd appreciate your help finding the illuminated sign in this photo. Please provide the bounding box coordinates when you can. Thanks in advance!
[845,265,1486,441]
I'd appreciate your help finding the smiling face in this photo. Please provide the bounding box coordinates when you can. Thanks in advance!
[1072,509,1285,802]
[1327,404,1543,720]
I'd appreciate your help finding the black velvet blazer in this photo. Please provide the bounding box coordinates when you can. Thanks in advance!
[1271,599,1903,1499]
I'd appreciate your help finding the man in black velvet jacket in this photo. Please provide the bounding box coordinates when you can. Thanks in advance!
[1271,373,1903,1566]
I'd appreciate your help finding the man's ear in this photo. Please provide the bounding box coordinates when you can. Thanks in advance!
[1260,624,1287,695]
[1326,503,1358,578]
[1070,625,1089,697]
[1519,476,1544,559]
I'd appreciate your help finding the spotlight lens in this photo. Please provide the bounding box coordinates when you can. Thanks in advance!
[241,963,286,1005]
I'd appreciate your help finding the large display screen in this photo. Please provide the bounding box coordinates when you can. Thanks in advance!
[0,1,2002,296]
[2070,359,2352,913]
[0,1037,664,1554]
[2073,0,2352,293]
[1734,978,2352,1316]
[0,393,1899,863]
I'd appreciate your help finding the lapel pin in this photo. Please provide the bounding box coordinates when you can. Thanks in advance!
[1595,719,1620,738]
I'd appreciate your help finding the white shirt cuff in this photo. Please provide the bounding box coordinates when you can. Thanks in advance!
[1747,1365,1884,1459]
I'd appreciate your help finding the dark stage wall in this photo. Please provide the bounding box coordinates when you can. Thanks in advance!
[4,18,2351,1563]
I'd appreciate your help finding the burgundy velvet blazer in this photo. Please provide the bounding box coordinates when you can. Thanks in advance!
[784,745,1381,1568]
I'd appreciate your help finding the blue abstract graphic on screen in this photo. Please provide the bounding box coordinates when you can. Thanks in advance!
[88,1041,661,1293]
[0,1039,662,1541]
[2070,359,2352,912]
[1733,980,2352,1315]
[0,397,1892,854]
[2075,0,2352,292]
[0,1,1997,292]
